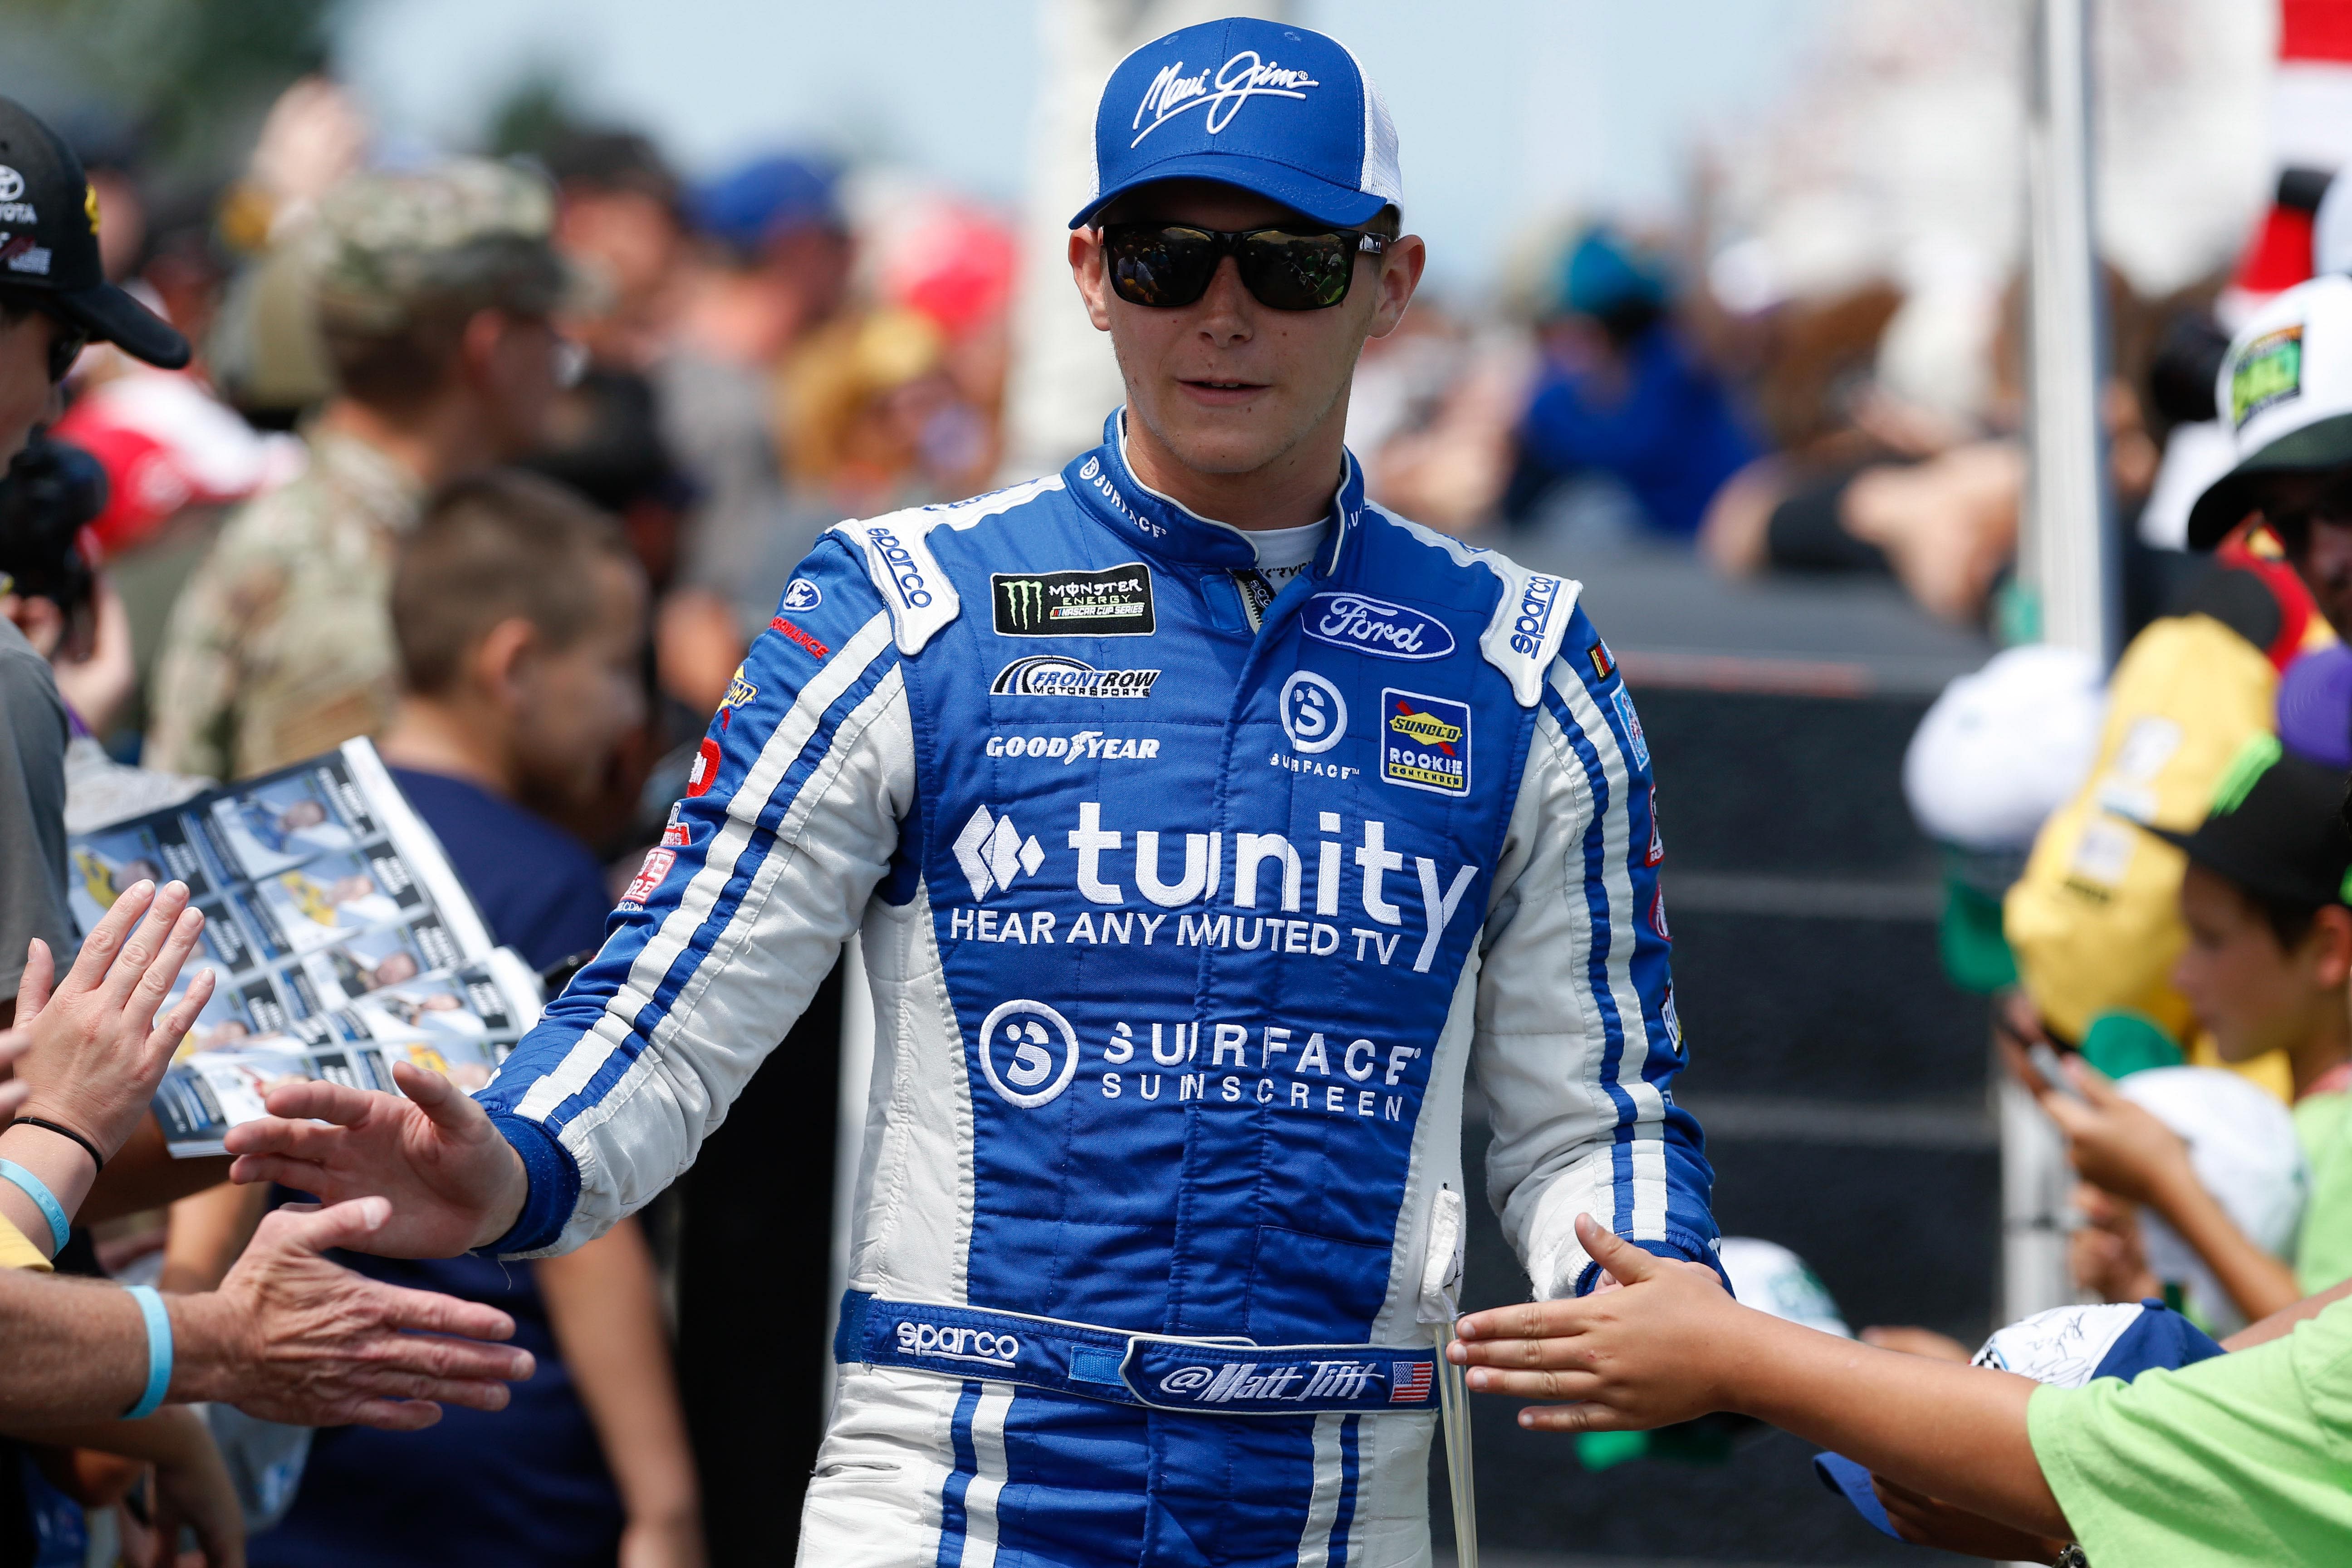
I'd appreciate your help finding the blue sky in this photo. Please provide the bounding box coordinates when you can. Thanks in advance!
[340,0,1831,295]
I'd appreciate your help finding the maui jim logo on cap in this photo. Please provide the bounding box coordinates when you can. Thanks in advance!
[2232,325,2303,430]
[1132,51,1323,146]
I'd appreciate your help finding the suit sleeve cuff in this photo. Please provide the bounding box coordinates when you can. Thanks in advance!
[1573,1230,1731,1296]
[481,1114,580,1256]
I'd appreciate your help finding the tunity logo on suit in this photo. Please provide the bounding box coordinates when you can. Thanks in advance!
[954,805,1044,901]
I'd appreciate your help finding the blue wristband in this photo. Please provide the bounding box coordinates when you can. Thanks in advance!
[123,1285,172,1419]
[0,1158,69,1254]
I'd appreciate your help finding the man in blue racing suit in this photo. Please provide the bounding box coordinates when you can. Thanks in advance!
[224,18,1723,1565]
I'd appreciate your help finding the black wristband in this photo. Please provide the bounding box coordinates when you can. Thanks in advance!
[13,1117,103,1175]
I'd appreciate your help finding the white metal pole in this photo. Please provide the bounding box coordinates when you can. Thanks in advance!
[2020,0,2117,664]
[2008,0,2112,1339]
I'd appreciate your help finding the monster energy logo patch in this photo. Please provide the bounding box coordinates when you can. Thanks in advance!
[992,562,1156,637]
[2232,325,2303,430]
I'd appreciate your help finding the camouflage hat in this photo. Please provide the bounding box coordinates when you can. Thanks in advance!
[309,158,584,334]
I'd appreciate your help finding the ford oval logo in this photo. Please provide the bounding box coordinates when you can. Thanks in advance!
[1301,593,1455,662]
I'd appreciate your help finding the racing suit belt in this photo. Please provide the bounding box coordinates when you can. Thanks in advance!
[836,1291,1441,1416]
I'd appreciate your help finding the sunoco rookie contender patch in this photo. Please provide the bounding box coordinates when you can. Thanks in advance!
[1380,689,1470,795]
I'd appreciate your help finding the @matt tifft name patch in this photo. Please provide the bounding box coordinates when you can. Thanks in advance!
[993,563,1156,637]
[1381,689,1470,795]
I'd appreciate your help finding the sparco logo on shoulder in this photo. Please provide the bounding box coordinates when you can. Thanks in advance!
[864,525,932,608]
[1302,593,1455,662]
[1509,575,1563,657]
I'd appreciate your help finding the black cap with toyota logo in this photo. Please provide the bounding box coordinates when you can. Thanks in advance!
[0,96,188,368]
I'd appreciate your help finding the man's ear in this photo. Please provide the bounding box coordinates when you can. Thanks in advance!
[457,308,511,387]
[469,616,541,707]
[1069,228,1115,333]
[1366,233,1427,341]
[2315,903,2352,989]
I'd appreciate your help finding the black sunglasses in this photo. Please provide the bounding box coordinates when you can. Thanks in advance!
[1102,223,1387,312]
[31,302,88,384]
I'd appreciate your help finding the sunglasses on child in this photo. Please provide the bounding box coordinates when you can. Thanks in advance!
[1101,223,1388,312]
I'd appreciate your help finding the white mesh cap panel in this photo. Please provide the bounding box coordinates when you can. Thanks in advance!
[1343,43,1404,209]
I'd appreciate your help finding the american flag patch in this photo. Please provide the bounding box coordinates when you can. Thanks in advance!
[1391,1361,1434,1403]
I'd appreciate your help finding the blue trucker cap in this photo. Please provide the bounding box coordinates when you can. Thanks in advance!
[1071,16,1402,230]
[1812,1299,2222,1540]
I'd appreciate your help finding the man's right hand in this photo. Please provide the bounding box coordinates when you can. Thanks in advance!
[176,1196,535,1430]
[223,1062,529,1257]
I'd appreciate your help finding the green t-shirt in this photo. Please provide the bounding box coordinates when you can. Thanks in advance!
[2028,1298,2352,1566]
[2295,1088,2352,1294]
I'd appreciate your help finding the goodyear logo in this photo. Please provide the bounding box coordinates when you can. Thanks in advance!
[2232,325,2303,430]
[1380,689,1470,795]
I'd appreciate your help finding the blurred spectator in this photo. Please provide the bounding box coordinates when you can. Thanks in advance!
[2008,275,2352,1087]
[1505,224,1761,548]
[525,367,695,597]
[654,154,848,711]
[147,159,578,782]
[0,94,195,1026]
[205,77,374,423]
[0,433,209,834]
[170,470,697,1568]
[2029,744,2352,1333]
[1352,304,1530,535]
[378,469,646,953]
[0,595,71,1033]
[545,127,686,373]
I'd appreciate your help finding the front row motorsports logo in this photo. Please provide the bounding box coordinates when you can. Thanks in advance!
[954,804,1044,901]
[978,998,1080,1108]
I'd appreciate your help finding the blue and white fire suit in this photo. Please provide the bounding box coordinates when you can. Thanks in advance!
[478,413,1720,1567]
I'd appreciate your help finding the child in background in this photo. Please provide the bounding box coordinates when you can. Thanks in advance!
[167,471,701,1568]
[2027,738,2352,1325]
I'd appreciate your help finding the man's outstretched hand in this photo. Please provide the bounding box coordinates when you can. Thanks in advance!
[178,1196,535,1429]
[224,1062,529,1257]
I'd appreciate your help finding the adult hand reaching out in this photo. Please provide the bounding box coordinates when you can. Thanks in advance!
[10,880,215,1160]
[175,1196,536,1429]
[224,1061,528,1257]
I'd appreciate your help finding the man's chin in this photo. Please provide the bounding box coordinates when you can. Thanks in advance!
[1146,416,1294,479]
